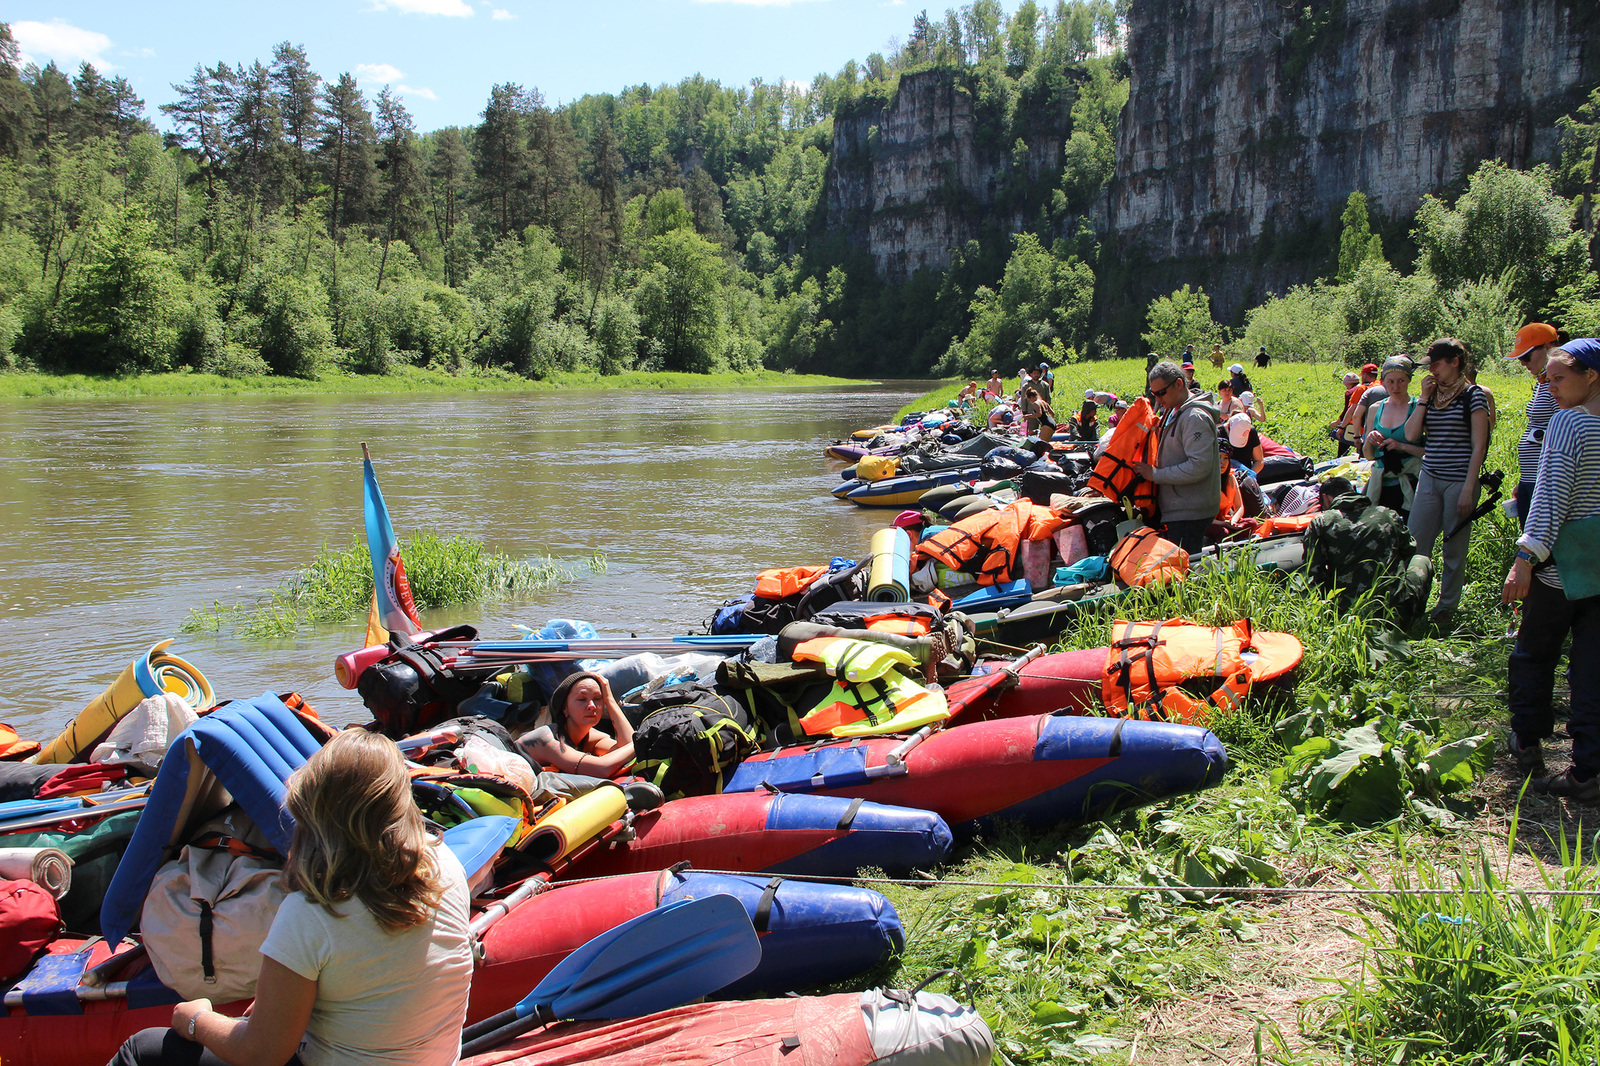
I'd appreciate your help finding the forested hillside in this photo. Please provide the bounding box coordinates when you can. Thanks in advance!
[0,2,1125,381]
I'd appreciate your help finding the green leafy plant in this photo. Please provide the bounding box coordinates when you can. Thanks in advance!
[1272,689,1492,827]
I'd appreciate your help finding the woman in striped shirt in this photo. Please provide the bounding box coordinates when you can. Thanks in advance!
[1403,338,1491,627]
[1505,323,1560,525]
[1502,340,1600,802]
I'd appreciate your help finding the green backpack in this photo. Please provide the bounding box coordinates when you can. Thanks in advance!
[1304,501,1425,624]
[629,683,762,799]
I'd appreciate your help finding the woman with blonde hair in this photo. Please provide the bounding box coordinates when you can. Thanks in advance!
[110,729,473,1066]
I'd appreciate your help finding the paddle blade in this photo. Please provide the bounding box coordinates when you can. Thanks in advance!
[521,894,759,1022]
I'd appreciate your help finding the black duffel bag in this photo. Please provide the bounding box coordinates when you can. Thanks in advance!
[358,625,480,737]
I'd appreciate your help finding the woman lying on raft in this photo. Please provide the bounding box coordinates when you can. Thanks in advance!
[517,671,637,778]
[111,730,473,1066]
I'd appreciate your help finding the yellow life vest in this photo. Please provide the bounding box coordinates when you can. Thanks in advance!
[792,637,951,737]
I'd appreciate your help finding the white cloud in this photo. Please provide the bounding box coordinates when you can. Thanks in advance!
[355,62,406,85]
[491,7,515,18]
[13,19,114,71]
[369,0,473,15]
[397,84,438,100]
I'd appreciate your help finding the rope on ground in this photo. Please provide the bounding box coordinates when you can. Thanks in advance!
[540,867,1600,899]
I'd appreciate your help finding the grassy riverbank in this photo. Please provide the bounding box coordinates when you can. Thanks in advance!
[0,367,867,400]
[879,360,1590,1064]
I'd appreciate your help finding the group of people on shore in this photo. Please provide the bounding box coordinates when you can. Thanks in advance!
[1126,330,1594,804]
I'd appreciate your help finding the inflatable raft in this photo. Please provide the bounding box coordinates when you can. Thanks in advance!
[560,790,951,880]
[473,867,902,1020]
[724,713,1227,830]
[1,867,906,1066]
[945,621,1305,724]
[461,989,994,1066]
[835,467,980,508]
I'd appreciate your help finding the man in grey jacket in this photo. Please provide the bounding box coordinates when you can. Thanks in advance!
[1134,360,1221,553]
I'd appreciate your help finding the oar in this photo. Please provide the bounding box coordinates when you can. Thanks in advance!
[459,893,759,1058]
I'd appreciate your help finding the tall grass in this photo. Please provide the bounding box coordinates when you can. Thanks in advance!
[183,532,589,639]
[1316,821,1600,1065]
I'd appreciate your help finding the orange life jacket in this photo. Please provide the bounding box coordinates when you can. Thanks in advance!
[914,501,1066,586]
[1087,396,1159,518]
[1108,527,1189,587]
[754,565,829,599]
[1101,618,1262,723]
[0,724,39,761]
[1218,470,1242,520]
[1254,512,1320,538]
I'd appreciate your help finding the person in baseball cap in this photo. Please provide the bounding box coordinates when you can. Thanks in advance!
[1507,323,1561,525]
[1360,363,1379,381]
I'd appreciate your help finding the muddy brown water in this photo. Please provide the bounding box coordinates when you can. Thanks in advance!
[0,382,926,736]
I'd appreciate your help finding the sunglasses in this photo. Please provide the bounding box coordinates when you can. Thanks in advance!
[1518,352,1533,364]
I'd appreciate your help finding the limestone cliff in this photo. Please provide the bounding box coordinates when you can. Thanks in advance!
[821,71,1062,284]
[1106,0,1600,319]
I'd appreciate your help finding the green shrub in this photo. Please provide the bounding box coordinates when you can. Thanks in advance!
[257,275,333,378]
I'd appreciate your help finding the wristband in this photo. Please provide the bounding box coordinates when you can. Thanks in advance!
[1514,549,1534,564]
[187,1012,200,1038]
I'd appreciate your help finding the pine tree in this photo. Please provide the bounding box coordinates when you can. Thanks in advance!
[474,83,534,238]
[161,63,236,201]
[374,86,423,289]
[0,25,35,157]
[317,73,376,239]
[425,127,471,285]
[270,43,322,218]
[1336,190,1374,282]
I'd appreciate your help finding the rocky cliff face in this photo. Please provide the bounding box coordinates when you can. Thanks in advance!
[1106,0,1600,318]
[822,71,1061,284]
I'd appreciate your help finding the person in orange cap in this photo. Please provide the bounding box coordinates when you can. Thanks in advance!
[1507,322,1561,525]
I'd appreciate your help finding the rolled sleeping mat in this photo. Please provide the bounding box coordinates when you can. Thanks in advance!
[29,640,214,765]
[0,848,73,899]
[937,494,986,521]
[517,784,629,864]
[866,527,912,603]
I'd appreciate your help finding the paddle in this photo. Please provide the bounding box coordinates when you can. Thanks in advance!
[460,893,760,1057]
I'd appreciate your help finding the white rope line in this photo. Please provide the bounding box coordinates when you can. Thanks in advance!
[537,867,1600,899]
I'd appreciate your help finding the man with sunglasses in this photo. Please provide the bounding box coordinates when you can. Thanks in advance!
[1507,323,1560,526]
[1133,361,1222,554]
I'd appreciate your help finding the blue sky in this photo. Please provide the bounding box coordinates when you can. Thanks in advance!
[8,1,1018,132]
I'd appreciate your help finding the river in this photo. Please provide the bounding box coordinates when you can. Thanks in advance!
[0,382,925,737]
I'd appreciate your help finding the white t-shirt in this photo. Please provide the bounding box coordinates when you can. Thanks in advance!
[260,845,473,1066]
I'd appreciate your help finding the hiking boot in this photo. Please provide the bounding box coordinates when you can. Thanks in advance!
[1508,733,1545,777]
[622,780,665,812]
[1428,609,1455,632]
[1531,769,1600,803]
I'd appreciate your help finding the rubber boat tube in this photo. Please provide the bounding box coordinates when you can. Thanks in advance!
[472,868,903,1022]
[844,468,978,508]
[556,790,952,881]
[724,713,1229,831]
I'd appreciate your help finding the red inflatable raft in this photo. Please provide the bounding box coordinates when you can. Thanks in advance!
[463,989,994,1066]
[0,868,908,1066]
[724,712,1227,830]
[946,620,1304,724]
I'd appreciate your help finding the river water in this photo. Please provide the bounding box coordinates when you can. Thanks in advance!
[0,382,924,737]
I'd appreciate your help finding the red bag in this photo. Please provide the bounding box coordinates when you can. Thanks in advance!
[0,879,62,983]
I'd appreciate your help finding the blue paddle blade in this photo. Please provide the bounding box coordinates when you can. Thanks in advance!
[518,894,759,1022]
[442,815,519,881]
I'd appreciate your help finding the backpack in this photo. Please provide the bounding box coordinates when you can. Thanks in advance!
[140,808,287,1003]
[710,593,756,635]
[0,879,61,984]
[1303,504,1419,618]
[630,683,761,799]
[357,625,480,737]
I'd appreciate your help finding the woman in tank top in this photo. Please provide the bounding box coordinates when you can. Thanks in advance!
[1361,356,1423,515]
